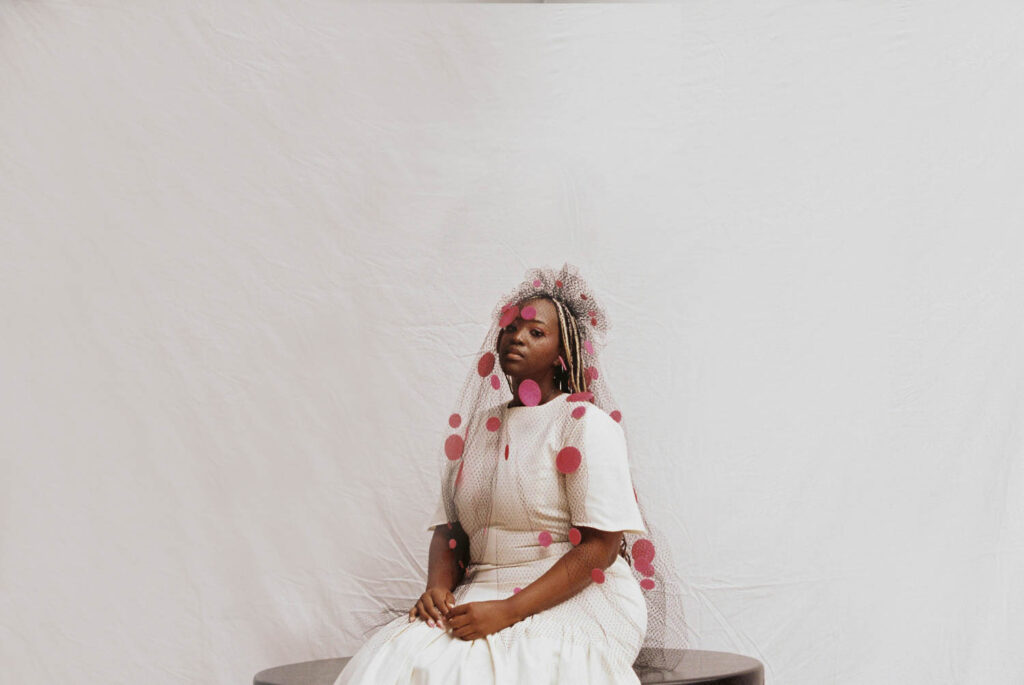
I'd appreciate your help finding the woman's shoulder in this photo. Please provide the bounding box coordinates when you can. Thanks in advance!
[565,399,626,440]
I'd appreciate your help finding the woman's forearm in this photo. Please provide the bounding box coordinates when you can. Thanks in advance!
[505,533,619,622]
[426,524,467,591]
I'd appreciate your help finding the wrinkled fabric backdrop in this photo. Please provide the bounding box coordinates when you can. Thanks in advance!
[2,1,1022,683]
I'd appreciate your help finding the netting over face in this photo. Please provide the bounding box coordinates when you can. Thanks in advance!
[432,263,689,671]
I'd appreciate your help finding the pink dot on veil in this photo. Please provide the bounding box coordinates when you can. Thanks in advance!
[499,305,520,328]
[571,406,586,419]
[584,339,594,355]
[444,434,465,460]
[490,374,500,389]
[486,416,501,431]
[610,410,622,422]
[518,379,541,406]
[636,561,656,577]
[478,352,495,377]
[632,539,656,564]
[556,446,581,473]
[521,305,536,320]
[449,414,461,428]
[567,391,594,402]
[448,538,457,549]
[538,531,552,547]
[532,279,541,287]
[585,366,599,381]
[512,587,522,594]
[640,579,656,591]
[591,568,605,584]
[568,527,582,545]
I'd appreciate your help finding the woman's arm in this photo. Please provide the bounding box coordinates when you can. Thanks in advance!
[444,526,622,639]
[413,523,469,626]
[507,526,622,621]
[426,522,469,592]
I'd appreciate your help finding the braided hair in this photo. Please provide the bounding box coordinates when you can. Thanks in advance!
[548,296,589,395]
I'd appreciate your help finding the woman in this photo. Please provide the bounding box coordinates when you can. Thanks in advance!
[335,263,687,685]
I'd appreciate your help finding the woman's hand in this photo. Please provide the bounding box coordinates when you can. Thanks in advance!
[445,599,518,641]
[410,586,455,628]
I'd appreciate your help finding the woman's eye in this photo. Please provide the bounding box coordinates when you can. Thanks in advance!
[531,330,543,337]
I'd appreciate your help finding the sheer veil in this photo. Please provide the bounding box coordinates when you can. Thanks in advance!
[429,262,690,671]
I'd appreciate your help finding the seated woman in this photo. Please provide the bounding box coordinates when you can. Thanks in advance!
[335,263,687,685]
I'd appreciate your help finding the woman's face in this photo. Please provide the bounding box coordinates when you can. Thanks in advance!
[497,297,561,380]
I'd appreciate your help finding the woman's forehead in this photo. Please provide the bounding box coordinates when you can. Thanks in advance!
[518,297,558,322]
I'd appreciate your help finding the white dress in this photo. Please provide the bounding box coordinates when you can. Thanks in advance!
[334,396,649,685]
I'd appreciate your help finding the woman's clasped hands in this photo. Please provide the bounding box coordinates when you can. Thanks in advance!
[409,586,518,641]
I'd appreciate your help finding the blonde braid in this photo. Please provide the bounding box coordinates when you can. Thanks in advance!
[550,297,588,395]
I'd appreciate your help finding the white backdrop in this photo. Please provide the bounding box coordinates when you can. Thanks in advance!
[2,2,1022,683]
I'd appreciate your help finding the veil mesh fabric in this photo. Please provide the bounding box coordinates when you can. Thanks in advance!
[431,263,689,671]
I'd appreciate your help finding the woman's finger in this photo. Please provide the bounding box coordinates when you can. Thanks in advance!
[423,595,443,624]
[431,590,451,616]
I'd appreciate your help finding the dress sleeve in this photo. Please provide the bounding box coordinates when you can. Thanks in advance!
[564,408,648,535]
[425,488,452,531]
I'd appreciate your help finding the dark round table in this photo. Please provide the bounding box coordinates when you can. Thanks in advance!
[254,649,764,684]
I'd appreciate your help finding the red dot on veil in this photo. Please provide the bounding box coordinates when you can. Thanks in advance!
[444,434,464,460]
[478,352,495,377]
[568,527,582,545]
[610,410,622,422]
[591,317,598,326]
[518,379,541,406]
[490,374,500,389]
[640,578,656,591]
[591,568,605,584]
[499,304,520,328]
[556,446,581,473]
[636,562,656,577]
[581,293,588,300]
[571,406,586,419]
[632,539,656,564]
[538,531,552,547]
[504,444,509,460]
[521,305,536,320]
[449,413,461,428]
[486,416,501,431]
[555,280,563,287]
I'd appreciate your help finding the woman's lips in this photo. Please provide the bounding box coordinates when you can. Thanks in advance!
[503,350,525,359]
